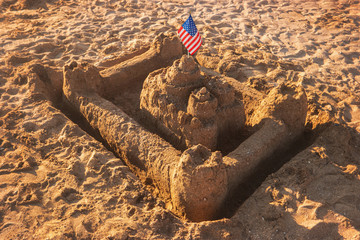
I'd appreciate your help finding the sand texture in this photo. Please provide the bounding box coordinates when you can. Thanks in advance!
[1,0,360,239]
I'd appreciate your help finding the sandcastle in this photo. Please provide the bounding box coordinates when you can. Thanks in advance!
[139,55,245,150]
[30,33,307,222]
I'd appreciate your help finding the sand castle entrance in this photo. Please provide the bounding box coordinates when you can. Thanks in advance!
[27,33,309,222]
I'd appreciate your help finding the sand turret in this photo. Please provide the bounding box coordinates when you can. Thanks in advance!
[140,55,245,150]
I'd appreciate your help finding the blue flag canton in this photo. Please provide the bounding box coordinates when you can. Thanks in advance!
[182,15,198,37]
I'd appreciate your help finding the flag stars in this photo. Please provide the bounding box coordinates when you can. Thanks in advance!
[183,15,198,37]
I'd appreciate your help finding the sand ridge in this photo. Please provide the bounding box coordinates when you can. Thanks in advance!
[0,0,360,239]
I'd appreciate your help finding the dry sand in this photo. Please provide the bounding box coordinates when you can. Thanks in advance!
[0,0,360,239]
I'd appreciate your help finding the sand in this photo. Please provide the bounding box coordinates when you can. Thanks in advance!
[0,0,360,239]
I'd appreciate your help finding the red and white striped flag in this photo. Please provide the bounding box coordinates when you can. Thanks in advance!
[177,14,202,55]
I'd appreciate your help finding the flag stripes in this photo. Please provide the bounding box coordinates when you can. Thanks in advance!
[177,15,202,55]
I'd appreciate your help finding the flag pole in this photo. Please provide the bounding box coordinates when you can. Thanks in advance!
[188,10,191,58]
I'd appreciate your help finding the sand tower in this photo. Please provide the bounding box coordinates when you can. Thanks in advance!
[140,55,245,150]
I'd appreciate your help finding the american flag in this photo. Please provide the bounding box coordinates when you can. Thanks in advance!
[177,14,202,55]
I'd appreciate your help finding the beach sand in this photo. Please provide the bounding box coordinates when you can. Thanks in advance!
[0,0,360,239]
